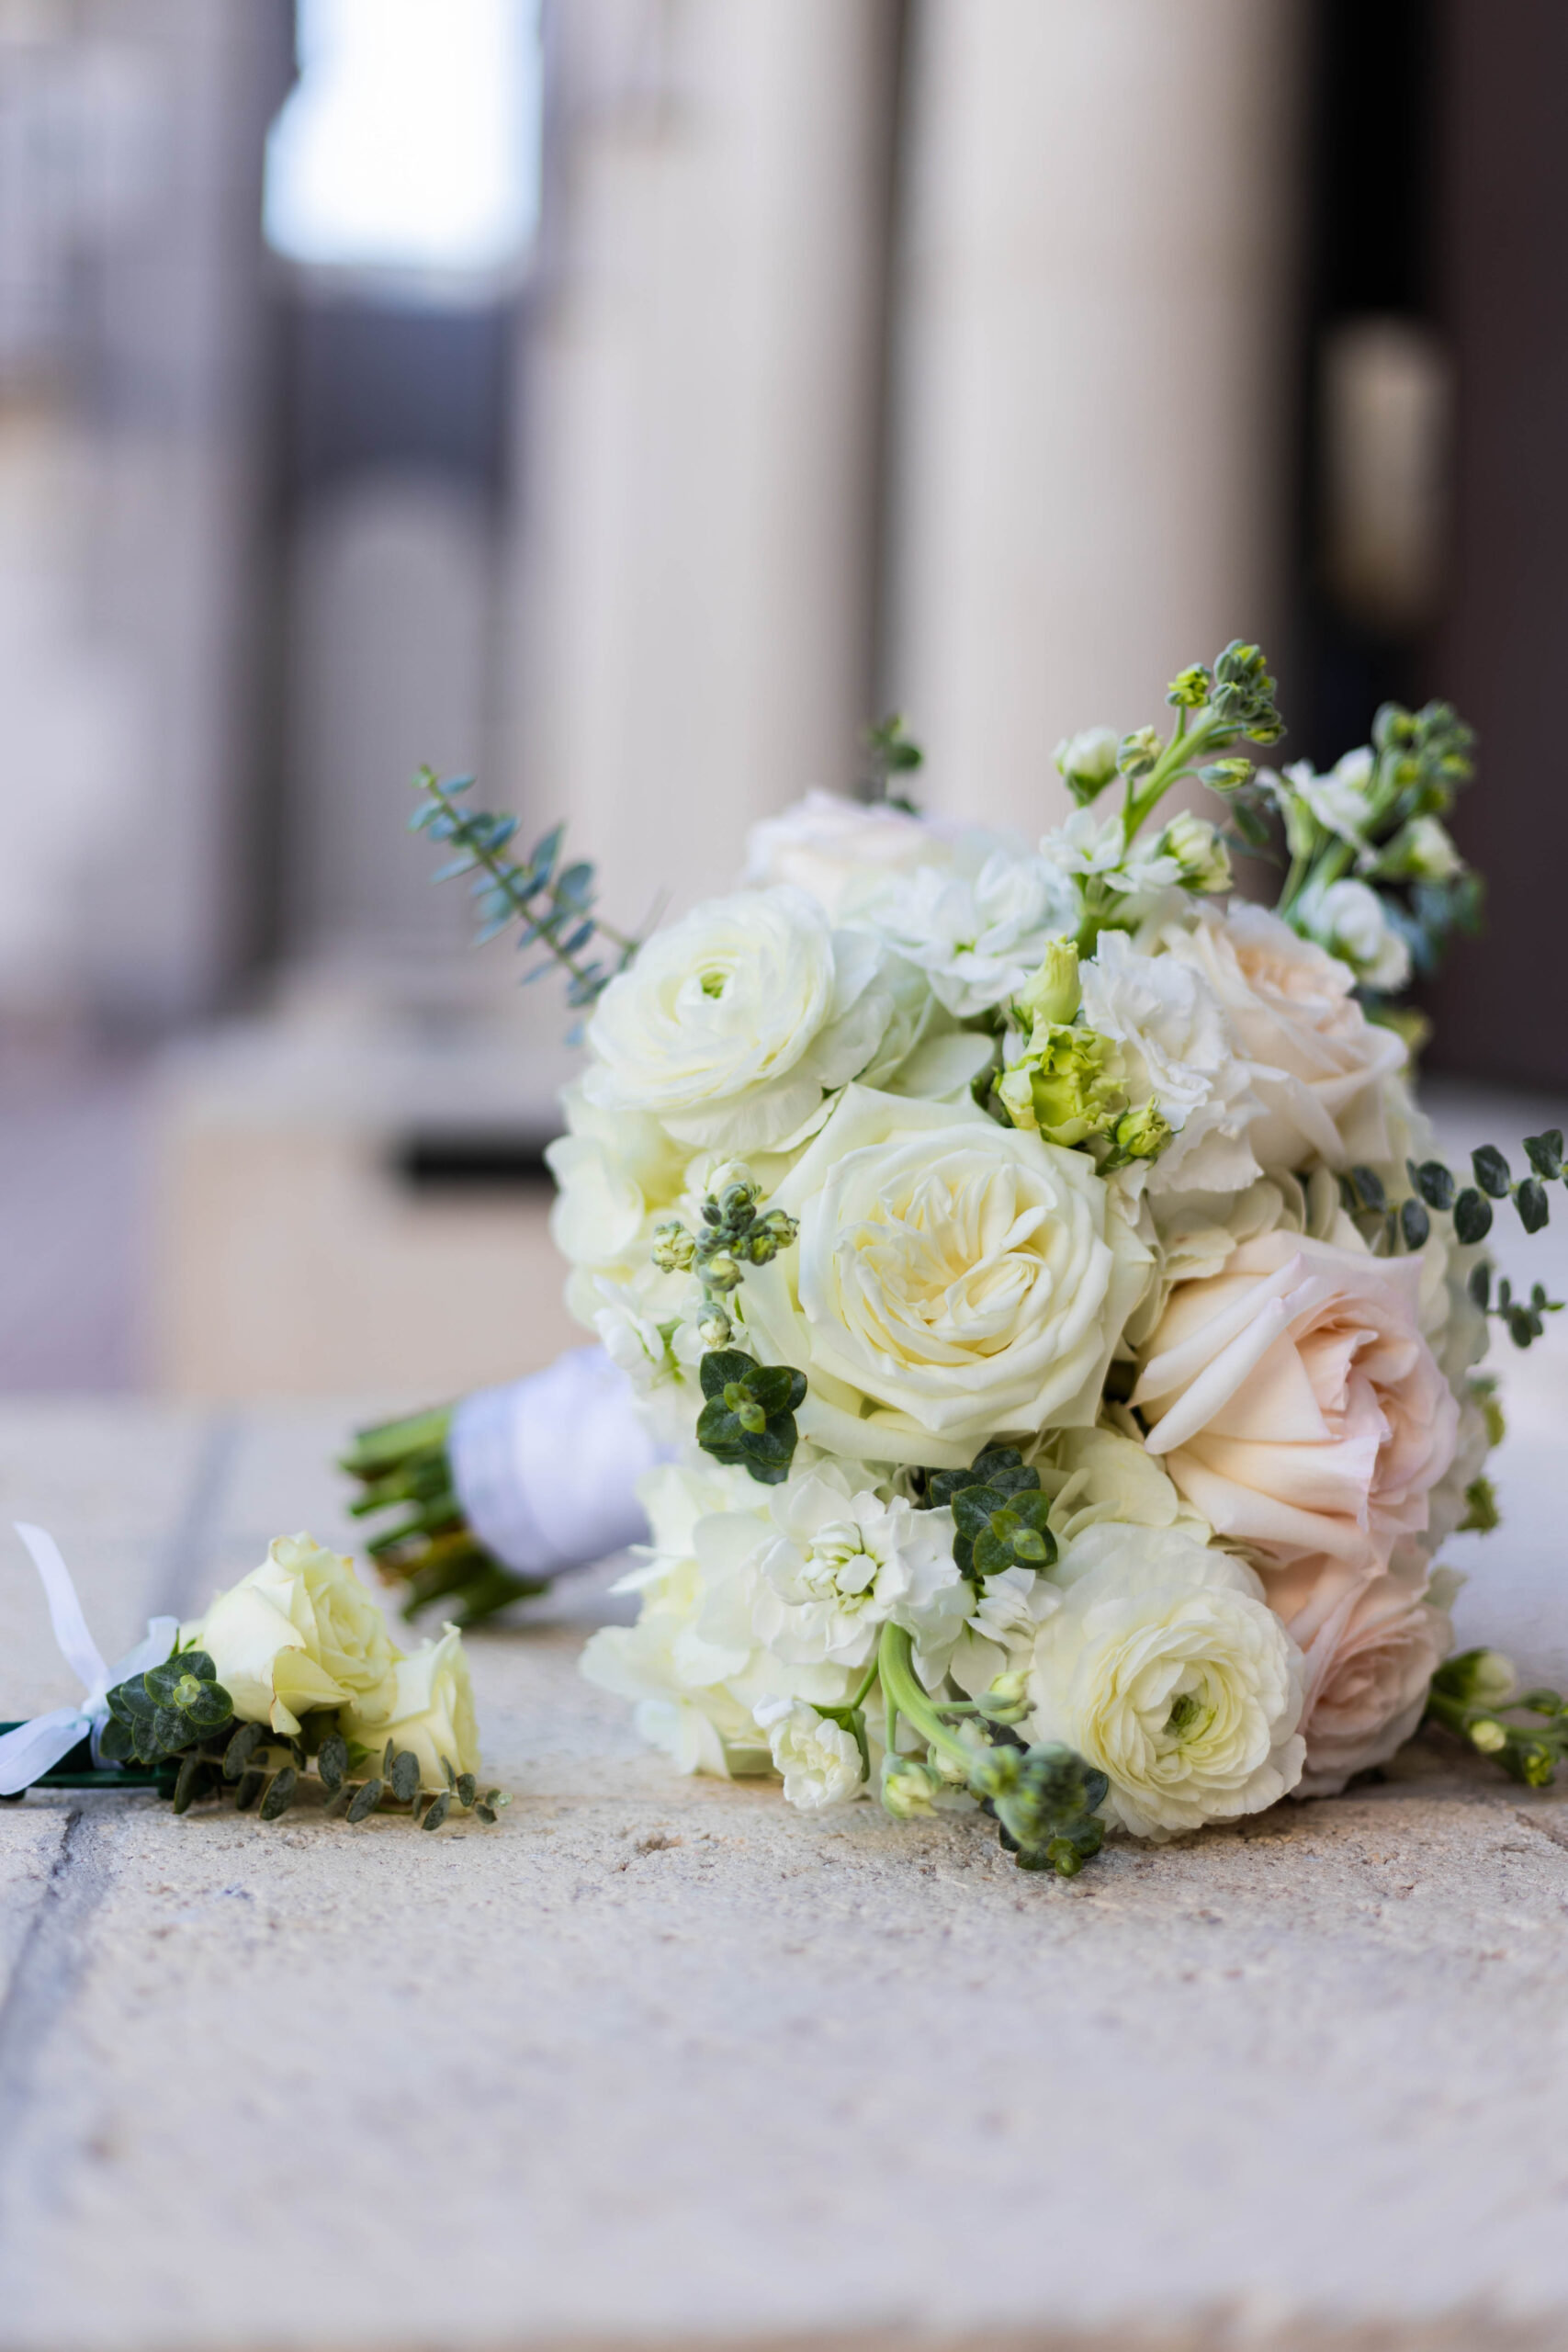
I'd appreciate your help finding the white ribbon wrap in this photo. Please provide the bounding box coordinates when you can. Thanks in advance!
[0,1523,179,1795]
[447,1346,666,1577]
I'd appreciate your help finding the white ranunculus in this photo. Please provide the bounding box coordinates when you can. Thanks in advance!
[1160,903,1405,1172]
[741,789,964,920]
[185,1534,398,1736]
[1027,1522,1305,1838]
[694,1463,963,1671]
[863,849,1077,1019]
[752,1697,863,1809]
[340,1623,479,1792]
[739,1087,1152,1468]
[582,886,899,1154]
[1079,931,1261,1194]
[1269,1544,1453,1797]
[1294,877,1411,993]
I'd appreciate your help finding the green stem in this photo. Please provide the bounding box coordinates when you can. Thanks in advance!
[1122,710,1226,843]
[876,1624,975,1772]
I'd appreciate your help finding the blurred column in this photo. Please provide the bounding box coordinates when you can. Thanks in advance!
[886,0,1303,836]
[503,0,901,916]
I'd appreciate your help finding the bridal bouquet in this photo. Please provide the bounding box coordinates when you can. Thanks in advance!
[347,642,1568,1875]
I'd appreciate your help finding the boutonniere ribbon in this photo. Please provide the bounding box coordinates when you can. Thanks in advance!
[0,1523,178,1796]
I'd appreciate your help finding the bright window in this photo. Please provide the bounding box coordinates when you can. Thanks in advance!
[264,0,542,274]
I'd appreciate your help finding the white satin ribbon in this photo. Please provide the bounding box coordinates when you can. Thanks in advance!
[448,1346,668,1577]
[0,1523,179,1795]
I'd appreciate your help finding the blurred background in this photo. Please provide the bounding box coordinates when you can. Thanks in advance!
[0,0,1562,1402]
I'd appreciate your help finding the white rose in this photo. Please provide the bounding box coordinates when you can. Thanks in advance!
[1079,931,1261,1194]
[863,848,1077,1019]
[340,1622,479,1792]
[741,788,964,920]
[582,886,899,1154]
[1027,1521,1305,1838]
[1134,1231,1459,1572]
[185,1534,398,1736]
[1161,903,1405,1171]
[1269,1545,1453,1797]
[752,1697,863,1810]
[693,1462,963,1671]
[739,1086,1152,1468]
[1294,877,1411,993]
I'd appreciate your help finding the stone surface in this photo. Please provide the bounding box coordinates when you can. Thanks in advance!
[0,1405,1566,2352]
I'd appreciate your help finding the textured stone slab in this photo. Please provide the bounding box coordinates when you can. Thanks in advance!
[0,1407,1565,2352]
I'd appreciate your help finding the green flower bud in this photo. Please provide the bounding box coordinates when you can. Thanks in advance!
[1054,726,1120,806]
[998,1023,1125,1148]
[1117,725,1163,780]
[707,1159,757,1200]
[881,1754,940,1819]
[1103,1098,1173,1167]
[705,1250,742,1291]
[977,1671,1032,1726]
[1156,811,1233,894]
[1013,939,1081,1029]
[1434,1646,1517,1709]
[1379,815,1463,883]
[1166,663,1213,709]
[1470,1717,1508,1755]
[698,1307,734,1350]
[651,1220,696,1273]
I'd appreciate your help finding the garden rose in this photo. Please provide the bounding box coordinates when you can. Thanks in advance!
[1269,1546,1453,1797]
[582,886,898,1153]
[1134,1232,1458,1570]
[185,1534,397,1737]
[1161,903,1404,1171]
[340,1622,479,1792]
[1027,1522,1304,1837]
[741,789,963,919]
[740,1086,1152,1468]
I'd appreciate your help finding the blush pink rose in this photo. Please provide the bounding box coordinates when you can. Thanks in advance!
[1133,1231,1458,1571]
[1269,1545,1453,1797]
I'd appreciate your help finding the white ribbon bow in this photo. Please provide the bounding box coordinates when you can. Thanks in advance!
[0,1522,179,1796]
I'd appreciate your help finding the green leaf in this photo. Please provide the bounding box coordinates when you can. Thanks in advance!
[1400,1195,1430,1250]
[1348,1164,1385,1213]
[173,1754,209,1815]
[1412,1159,1456,1211]
[1524,1129,1564,1181]
[224,1721,267,1781]
[475,1804,497,1825]
[456,1773,477,1807]
[1468,1261,1492,1310]
[260,1767,298,1821]
[1517,1178,1551,1234]
[1472,1145,1512,1199]
[442,1755,457,1790]
[389,1749,422,1806]
[234,1767,266,1812]
[421,1792,451,1833]
[346,1778,383,1824]
[699,1349,756,1401]
[316,1733,348,1795]
[1453,1189,1493,1245]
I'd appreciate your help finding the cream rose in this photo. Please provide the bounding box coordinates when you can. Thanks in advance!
[1161,903,1404,1171]
[184,1534,397,1736]
[340,1622,479,1792]
[739,1086,1152,1468]
[1134,1232,1459,1571]
[1027,1522,1305,1837]
[582,886,898,1154]
[1269,1546,1453,1797]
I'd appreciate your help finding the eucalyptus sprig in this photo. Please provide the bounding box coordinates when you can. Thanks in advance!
[1335,1137,1567,1350]
[920,1444,1058,1583]
[410,767,648,1038]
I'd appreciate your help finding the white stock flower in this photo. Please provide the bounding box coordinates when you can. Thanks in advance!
[1027,1522,1305,1838]
[1389,814,1461,883]
[340,1623,479,1792]
[1161,903,1405,1171]
[740,1087,1152,1468]
[583,886,899,1154]
[1055,727,1121,795]
[741,789,963,920]
[185,1534,397,1736]
[946,1564,1062,1700]
[753,1697,863,1810]
[863,849,1077,1019]
[1269,1545,1453,1797]
[1294,877,1411,993]
[1278,748,1375,854]
[723,1464,964,1670]
[1079,931,1261,1193]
